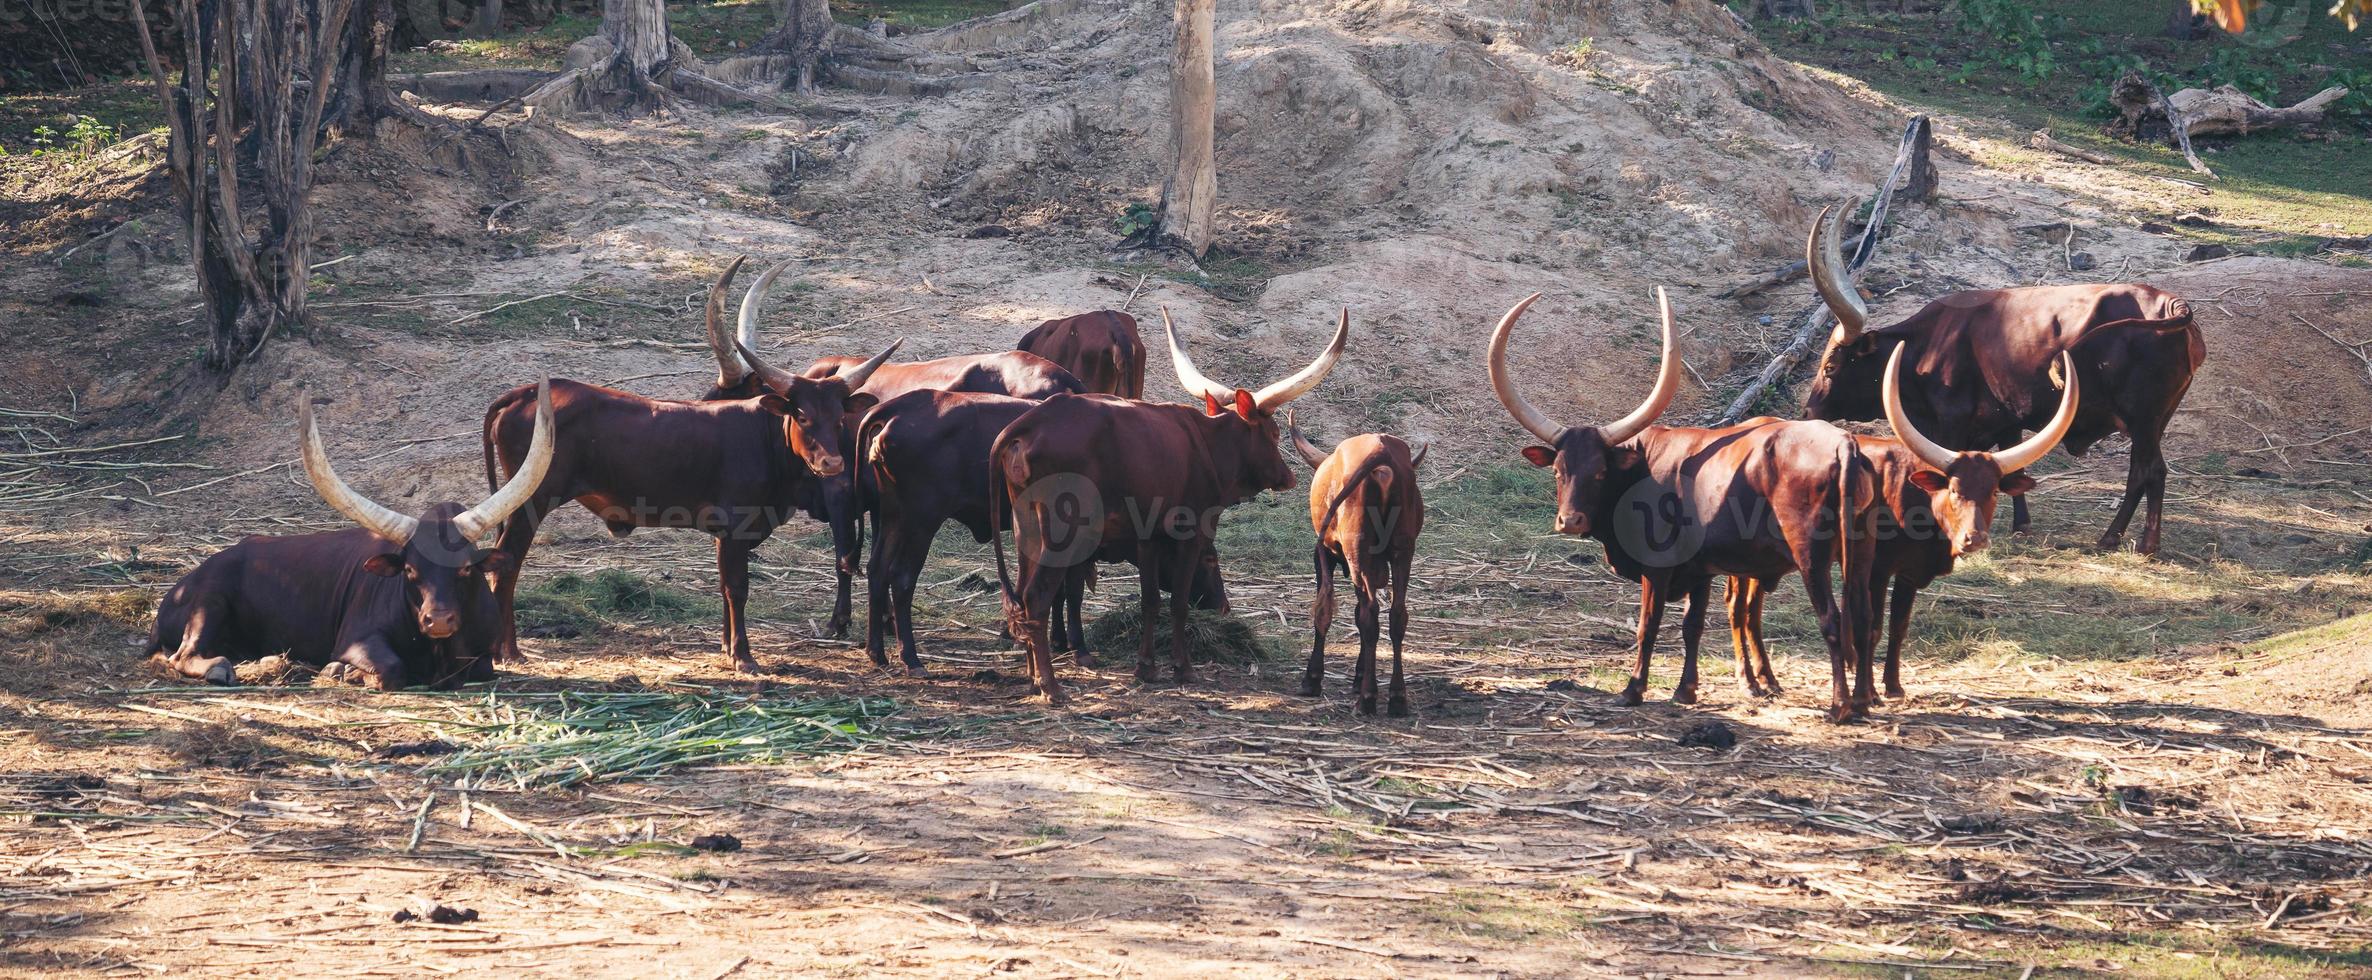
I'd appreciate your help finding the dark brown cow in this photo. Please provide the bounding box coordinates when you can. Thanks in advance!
[1490,289,1885,721]
[481,282,900,672]
[695,263,1087,638]
[991,308,1348,703]
[1287,418,1427,716]
[1016,310,1147,398]
[149,384,557,690]
[1801,204,2204,555]
[1729,349,2078,698]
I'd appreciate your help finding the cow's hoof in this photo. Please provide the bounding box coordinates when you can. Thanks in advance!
[2095,533,2124,551]
[1825,703,1866,724]
[1074,652,1099,669]
[1386,698,1410,718]
[1671,685,1699,705]
[730,656,764,675]
[826,621,850,641]
[201,661,235,686]
[1356,698,1377,716]
[1298,680,1322,697]
[1760,678,1785,697]
[1030,688,1068,707]
[902,664,930,678]
[1884,685,1908,701]
[1173,668,1197,685]
[1134,665,1160,684]
[1612,688,1645,708]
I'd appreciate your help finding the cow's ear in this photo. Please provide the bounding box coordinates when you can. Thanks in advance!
[1203,392,1223,417]
[844,393,879,419]
[1232,389,1256,420]
[1608,446,1643,471]
[465,548,513,578]
[758,393,793,417]
[1908,470,1949,494]
[361,553,405,577]
[1520,445,1555,468]
[1999,471,2038,496]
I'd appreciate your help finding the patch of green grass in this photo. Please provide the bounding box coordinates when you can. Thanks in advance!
[1416,888,1593,944]
[516,569,718,635]
[832,0,1022,31]
[409,688,898,789]
[1084,604,1285,665]
[0,79,162,159]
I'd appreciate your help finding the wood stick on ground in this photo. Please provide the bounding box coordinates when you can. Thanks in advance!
[1716,259,1807,300]
[2144,73,2215,179]
[2028,129,2119,166]
[1717,114,1928,424]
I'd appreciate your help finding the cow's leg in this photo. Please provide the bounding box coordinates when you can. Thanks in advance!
[1672,578,1710,705]
[489,503,548,662]
[1883,578,1919,700]
[1351,567,1382,716]
[1617,577,1666,707]
[1800,545,1859,723]
[1168,539,1206,685]
[1134,554,1163,685]
[1301,547,1336,697]
[2103,432,2170,556]
[862,516,897,670]
[1013,550,1067,705]
[1385,553,1411,717]
[164,601,236,686]
[1061,569,1092,666]
[827,512,860,639]
[716,538,761,674]
[333,635,407,691]
[1725,577,1762,698]
[888,528,932,677]
[1747,578,1783,695]
[2010,490,2032,535]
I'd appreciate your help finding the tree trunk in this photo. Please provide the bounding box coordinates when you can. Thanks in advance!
[603,0,671,87]
[1159,0,1215,258]
[754,0,831,92]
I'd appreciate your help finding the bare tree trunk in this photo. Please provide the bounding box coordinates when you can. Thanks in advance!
[1159,0,1215,258]
[130,0,355,373]
[754,0,832,92]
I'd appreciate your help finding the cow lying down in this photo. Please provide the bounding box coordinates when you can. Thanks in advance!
[145,382,556,690]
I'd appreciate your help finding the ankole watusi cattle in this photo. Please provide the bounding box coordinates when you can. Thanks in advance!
[148,383,557,690]
[1801,203,2203,556]
[481,275,901,673]
[1286,415,1427,716]
[695,257,1085,639]
[1490,289,1887,722]
[1727,347,2079,700]
[991,307,1348,703]
[1016,310,1147,399]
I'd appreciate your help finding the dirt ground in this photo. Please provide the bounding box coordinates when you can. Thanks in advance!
[6,0,2372,974]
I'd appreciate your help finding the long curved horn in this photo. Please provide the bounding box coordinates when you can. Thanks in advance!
[1251,308,1349,411]
[1992,352,2080,474]
[1284,409,1328,469]
[1408,441,1429,468]
[300,396,418,546]
[1883,343,1957,471]
[455,379,556,541]
[706,256,750,388]
[1599,286,1685,445]
[1162,306,1232,403]
[1485,292,1565,444]
[1807,203,1869,343]
[836,339,903,392]
[737,260,791,358]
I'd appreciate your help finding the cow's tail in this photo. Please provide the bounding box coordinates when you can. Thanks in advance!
[1317,458,1399,582]
[480,389,518,496]
[1834,440,1877,671]
[854,412,889,518]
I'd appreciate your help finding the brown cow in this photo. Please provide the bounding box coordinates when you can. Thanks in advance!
[1017,310,1146,398]
[991,308,1348,704]
[1287,417,1427,716]
[150,384,556,690]
[481,279,900,672]
[1728,349,2079,699]
[1802,204,2203,555]
[1490,289,1885,721]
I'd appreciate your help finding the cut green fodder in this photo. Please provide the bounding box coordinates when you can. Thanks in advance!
[407,689,897,789]
[516,570,716,636]
[1084,605,1285,665]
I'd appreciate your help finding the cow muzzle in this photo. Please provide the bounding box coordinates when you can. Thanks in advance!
[421,611,460,639]
[810,454,846,478]
[1952,529,1988,557]
[1556,513,1590,535]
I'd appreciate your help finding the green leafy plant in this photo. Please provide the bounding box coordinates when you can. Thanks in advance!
[1115,201,1160,239]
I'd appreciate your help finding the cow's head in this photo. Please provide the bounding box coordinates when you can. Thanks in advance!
[734,338,899,480]
[1886,347,2077,557]
[1163,306,1350,498]
[301,381,555,648]
[1799,202,1894,422]
[1488,289,1684,537]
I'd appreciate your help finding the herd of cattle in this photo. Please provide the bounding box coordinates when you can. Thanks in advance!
[144,209,2206,722]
